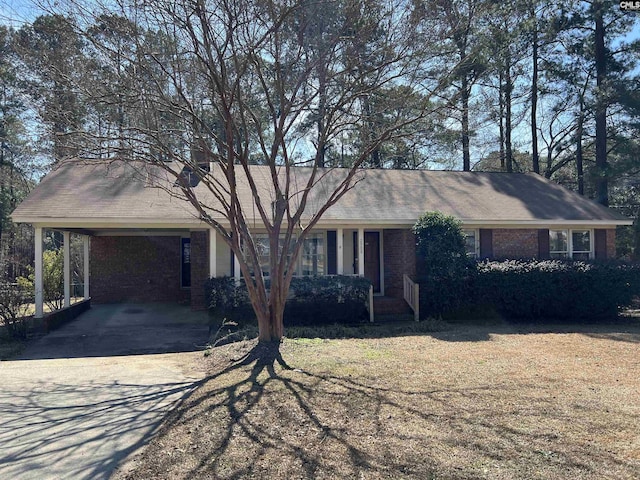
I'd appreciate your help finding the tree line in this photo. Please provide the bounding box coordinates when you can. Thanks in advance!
[0,0,639,340]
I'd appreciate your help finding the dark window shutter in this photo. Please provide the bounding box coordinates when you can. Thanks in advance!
[479,229,493,259]
[594,229,607,259]
[327,230,337,275]
[538,229,550,259]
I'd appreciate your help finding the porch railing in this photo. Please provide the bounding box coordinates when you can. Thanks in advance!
[403,274,420,322]
[368,285,374,323]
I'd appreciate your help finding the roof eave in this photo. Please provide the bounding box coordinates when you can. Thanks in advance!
[12,215,633,229]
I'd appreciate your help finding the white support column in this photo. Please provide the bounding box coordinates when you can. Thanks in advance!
[83,235,90,299]
[209,228,217,278]
[234,251,241,284]
[358,227,365,276]
[337,228,344,275]
[34,227,44,318]
[63,231,71,308]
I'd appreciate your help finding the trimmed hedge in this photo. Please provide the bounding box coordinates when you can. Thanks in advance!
[417,259,640,321]
[204,275,371,326]
[472,260,640,321]
[285,275,371,325]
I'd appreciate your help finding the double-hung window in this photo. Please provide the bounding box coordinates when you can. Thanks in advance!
[463,229,479,258]
[246,232,325,277]
[549,229,592,259]
[301,232,325,276]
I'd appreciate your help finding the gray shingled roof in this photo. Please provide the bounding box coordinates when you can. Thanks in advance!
[11,160,630,226]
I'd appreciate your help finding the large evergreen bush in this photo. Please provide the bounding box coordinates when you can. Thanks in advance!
[413,211,474,316]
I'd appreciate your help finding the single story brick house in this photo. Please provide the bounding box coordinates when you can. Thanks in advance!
[11,161,632,318]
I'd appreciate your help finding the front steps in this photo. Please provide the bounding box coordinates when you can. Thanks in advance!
[373,296,412,316]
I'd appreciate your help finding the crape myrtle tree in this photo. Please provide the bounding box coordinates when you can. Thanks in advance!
[51,0,452,343]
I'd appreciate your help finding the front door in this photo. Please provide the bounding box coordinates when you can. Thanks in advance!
[364,231,381,293]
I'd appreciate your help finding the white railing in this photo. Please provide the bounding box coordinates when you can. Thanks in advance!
[403,274,420,322]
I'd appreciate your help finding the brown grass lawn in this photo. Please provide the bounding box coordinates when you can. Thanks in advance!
[115,318,640,480]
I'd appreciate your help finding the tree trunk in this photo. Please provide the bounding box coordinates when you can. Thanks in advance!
[576,104,585,196]
[594,0,608,206]
[256,304,285,343]
[461,75,471,171]
[531,10,540,174]
[499,70,505,170]
[504,48,513,173]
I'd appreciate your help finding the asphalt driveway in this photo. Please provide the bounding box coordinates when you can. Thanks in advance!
[0,304,210,480]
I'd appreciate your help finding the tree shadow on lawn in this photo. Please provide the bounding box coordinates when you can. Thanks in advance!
[0,377,201,480]
[116,341,640,480]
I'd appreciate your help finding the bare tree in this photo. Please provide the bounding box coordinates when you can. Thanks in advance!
[54,0,449,344]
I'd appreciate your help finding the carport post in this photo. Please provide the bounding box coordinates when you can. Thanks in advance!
[209,228,216,278]
[233,252,241,285]
[83,235,90,299]
[34,226,43,318]
[63,231,71,308]
[358,227,365,276]
[337,228,344,275]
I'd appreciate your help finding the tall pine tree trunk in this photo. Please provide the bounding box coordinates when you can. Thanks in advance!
[499,70,505,170]
[461,75,471,171]
[594,0,608,206]
[576,102,585,196]
[531,11,540,174]
[504,47,513,173]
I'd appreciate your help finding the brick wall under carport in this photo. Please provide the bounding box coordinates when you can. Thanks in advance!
[189,231,209,310]
[90,236,190,304]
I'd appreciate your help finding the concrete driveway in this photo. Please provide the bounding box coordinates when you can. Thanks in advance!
[0,304,210,480]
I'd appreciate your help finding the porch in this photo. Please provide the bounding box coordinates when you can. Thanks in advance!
[30,226,417,320]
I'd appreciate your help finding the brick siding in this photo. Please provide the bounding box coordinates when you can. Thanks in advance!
[90,236,189,304]
[492,229,539,259]
[383,229,416,299]
[190,230,209,310]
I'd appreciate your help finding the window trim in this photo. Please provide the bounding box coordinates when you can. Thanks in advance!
[242,231,328,278]
[300,231,327,276]
[549,228,593,259]
[463,228,479,258]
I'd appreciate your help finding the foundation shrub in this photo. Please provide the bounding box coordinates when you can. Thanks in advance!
[473,260,640,320]
[205,275,371,326]
[413,212,475,317]
[285,275,371,326]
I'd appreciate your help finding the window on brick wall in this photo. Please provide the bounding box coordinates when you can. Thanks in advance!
[244,232,326,277]
[549,229,592,259]
[301,232,325,276]
[463,229,479,258]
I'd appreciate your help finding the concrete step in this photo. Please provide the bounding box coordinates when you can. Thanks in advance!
[373,296,412,315]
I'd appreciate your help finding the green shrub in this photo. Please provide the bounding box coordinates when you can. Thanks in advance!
[204,276,253,323]
[204,275,371,326]
[413,211,474,316]
[285,275,371,325]
[473,260,640,320]
[17,248,64,311]
[0,282,31,339]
